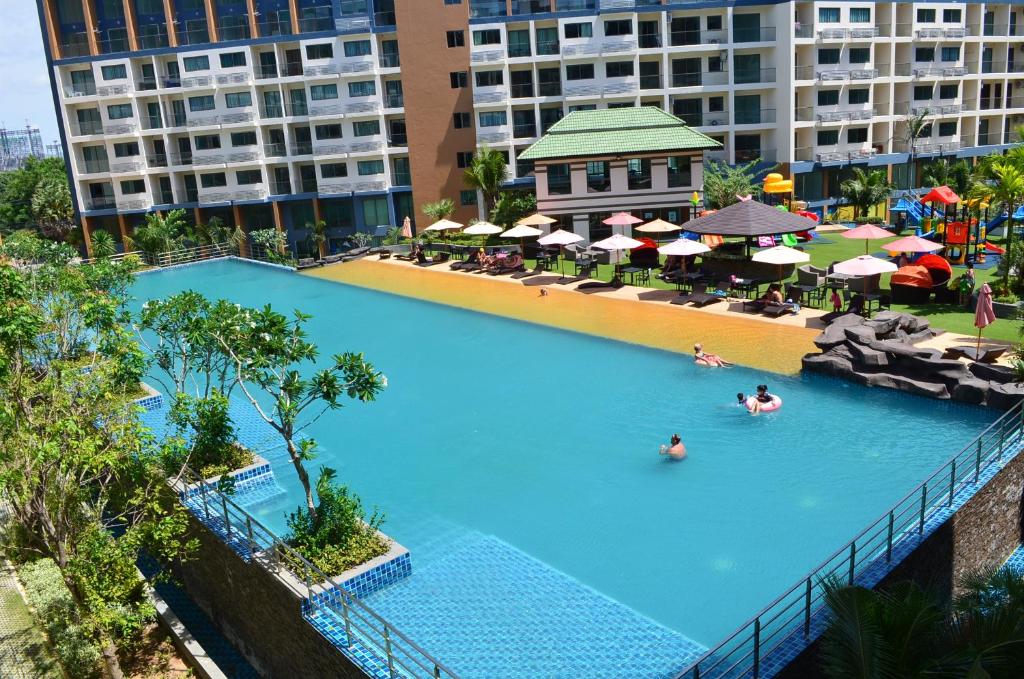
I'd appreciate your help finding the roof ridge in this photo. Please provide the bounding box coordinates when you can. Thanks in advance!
[551,122,686,135]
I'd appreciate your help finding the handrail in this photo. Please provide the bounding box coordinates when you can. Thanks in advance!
[176,466,459,678]
[678,400,1024,678]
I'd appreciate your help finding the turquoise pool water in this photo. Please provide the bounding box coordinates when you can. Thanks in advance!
[131,260,995,668]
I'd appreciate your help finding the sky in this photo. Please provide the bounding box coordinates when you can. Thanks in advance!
[0,1,61,145]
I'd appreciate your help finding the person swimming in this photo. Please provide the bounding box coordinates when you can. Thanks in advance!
[659,433,687,460]
[694,343,732,367]
[737,392,746,405]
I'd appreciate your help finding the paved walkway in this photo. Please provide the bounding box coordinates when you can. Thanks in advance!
[0,562,60,679]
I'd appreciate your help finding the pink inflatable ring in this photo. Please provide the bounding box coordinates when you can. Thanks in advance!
[746,395,782,413]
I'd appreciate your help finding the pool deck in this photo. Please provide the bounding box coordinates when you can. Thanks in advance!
[304,258,825,374]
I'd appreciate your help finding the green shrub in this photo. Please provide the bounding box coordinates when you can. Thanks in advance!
[19,559,102,679]
[995,293,1020,305]
[286,467,388,575]
[165,391,254,478]
[861,216,885,225]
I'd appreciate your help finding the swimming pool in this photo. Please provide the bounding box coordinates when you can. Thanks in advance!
[132,259,996,676]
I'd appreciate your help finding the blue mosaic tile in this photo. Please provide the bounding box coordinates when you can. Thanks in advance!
[134,393,164,412]
[135,256,295,276]
[339,551,412,599]
[1002,544,1024,573]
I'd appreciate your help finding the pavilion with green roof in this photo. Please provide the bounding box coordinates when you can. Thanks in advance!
[518,107,722,242]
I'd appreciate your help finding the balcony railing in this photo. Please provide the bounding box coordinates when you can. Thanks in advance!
[263,143,287,157]
[65,84,97,97]
[256,65,279,79]
[536,40,559,56]
[258,20,293,37]
[734,68,776,85]
[734,109,777,125]
[137,78,158,91]
[299,17,333,33]
[469,0,506,18]
[137,32,169,49]
[293,142,313,155]
[177,27,210,46]
[379,53,400,68]
[393,172,411,186]
[511,83,534,98]
[508,44,532,58]
[671,72,728,88]
[538,82,562,96]
[733,26,776,43]
[638,34,661,49]
[513,123,537,138]
[281,61,304,77]
[735,147,776,163]
[269,181,292,195]
[640,75,662,90]
[375,11,396,25]
[58,40,91,58]
[170,153,192,166]
[82,160,110,174]
[384,94,404,109]
[85,197,117,210]
[388,134,407,147]
[670,30,726,47]
[147,154,168,167]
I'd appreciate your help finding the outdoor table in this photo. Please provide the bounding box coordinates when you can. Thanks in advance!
[672,271,706,291]
[535,252,553,270]
[730,278,765,300]
[621,266,649,286]
[826,272,852,287]
[790,283,826,308]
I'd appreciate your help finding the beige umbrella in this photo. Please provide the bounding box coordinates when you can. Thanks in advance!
[501,223,543,258]
[424,218,463,248]
[463,221,503,249]
[516,213,557,227]
[751,245,810,283]
[593,233,645,284]
[636,218,680,235]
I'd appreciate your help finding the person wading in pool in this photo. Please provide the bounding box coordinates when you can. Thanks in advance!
[659,434,687,460]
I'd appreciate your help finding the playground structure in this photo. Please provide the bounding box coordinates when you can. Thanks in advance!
[890,187,1007,266]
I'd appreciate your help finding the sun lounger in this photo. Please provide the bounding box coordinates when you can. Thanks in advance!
[671,283,707,305]
[944,346,1008,363]
[415,251,450,267]
[685,281,731,307]
[511,265,544,280]
[340,246,371,261]
[450,251,480,271]
[378,250,392,260]
[762,303,797,317]
[487,257,525,276]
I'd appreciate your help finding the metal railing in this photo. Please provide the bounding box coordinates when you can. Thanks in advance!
[678,400,1024,679]
[148,243,235,267]
[175,466,459,678]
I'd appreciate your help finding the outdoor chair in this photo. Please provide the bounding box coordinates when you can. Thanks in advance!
[846,273,881,294]
[671,283,707,305]
[944,346,1008,363]
[557,260,597,284]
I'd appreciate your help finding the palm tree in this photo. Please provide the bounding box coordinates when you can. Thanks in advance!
[463,146,508,214]
[89,229,117,259]
[306,219,328,258]
[921,159,973,198]
[133,209,188,257]
[901,111,931,191]
[974,159,1024,293]
[421,198,455,223]
[840,168,893,221]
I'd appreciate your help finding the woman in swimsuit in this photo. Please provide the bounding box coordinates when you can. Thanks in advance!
[694,343,732,367]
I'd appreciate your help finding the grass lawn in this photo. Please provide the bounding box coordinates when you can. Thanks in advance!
[506,228,1023,343]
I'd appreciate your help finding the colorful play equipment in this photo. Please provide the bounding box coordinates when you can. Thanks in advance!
[890,186,1007,266]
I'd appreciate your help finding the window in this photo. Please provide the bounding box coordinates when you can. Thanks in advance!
[446,30,464,47]
[224,92,252,108]
[348,81,376,97]
[915,47,935,62]
[449,71,468,88]
[357,160,384,175]
[443,0,460,4]
[310,84,338,100]
[188,95,214,112]
[604,19,632,36]
[453,112,471,129]
[343,40,371,57]
[941,46,960,62]
[818,49,840,65]
[219,52,246,68]
[817,90,839,106]
[917,8,936,22]
[546,163,570,194]
[605,61,634,78]
[236,170,262,185]
[564,22,592,39]
[817,130,839,145]
[315,124,343,139]
[230,131,257,146]
[938,121,957,136]
[708,56,722,72]
[321,163,347,178]
[459,189,477,206]
[848,88,869,104]
[101,64,127,80]
[120,179,145,194]
[113,141,139,157]
[849,7,871,22]
[943,8,961,23]
[306,44,333,60]
[183,55,209,72]
[199,172,226,188]
[478,111,507,127]
[362,196,389,226]
[847,128,868,143]
[849,48,870,64]
[107,103,133,119]
[456,151,474,168]
[667,156,692,188]
[913,85,932,100]
[566,64,594,80]
[585,161,609,192]
[920,123,933,137]
[939,84,959,99]
[818,7,840,23]
[627,159,651,190]
[707,16,722,30]
[353,120,380,136]
[193,134,220,150]
[475,70,503,87]
[473,29,500,46]
[708,96,724,112]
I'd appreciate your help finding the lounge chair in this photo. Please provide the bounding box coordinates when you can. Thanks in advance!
[671,283,707,305]
[415,251,449,267]
[378,250,392,260]
[944,346,1008,363]
[340,246,371,261]
[450,250,480,271]
[511,264,544,280]
[685,281,731,307]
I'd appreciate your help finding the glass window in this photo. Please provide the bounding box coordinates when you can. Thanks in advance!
[113,141,139,157]
[193,134,220,150]
[446,30,464,48]
[321,163,347,178]
[230,131,257,146]
[362,196,389,226]
[306,43,333,60]
[564,22,592,39]
[450,72,467,88]
[478,111,507,127]
[941,46,960,61]
[707,15,722,30]
[917,8,936,22]
[913,85,932,100]
[817,90,839,106]
[708,96,724,112]
[849,48,870,64]
[120,179,145,194]
[183,55,209,72]
[199,172,226,188]
[566,64,594,80]
[101,64,127,80]
[943,9,961,23]
[459,189,477,206]
[818,49,840,65]
[224,92,252,108]
[219,52,246,68]
[847,127,868,143]
[547,163,570,194]
[315,124,343,139]
[627,158,651,190]
[353,120,380,136]
[586,161,609,192]
[343,40,371,57]
[453,112,472,128]
[938,121,957,136]
[817,129,839,145]
[107,103,133,119]
[605,61,634,78]
[848,89,869,104]
[357,160,384,175]
[348,81,376,97]
[667,156,692,188]
[188,95,214,112]
[818,7,840,23]
[310,84,338,100]
[849,7,871,22]
[604,19,632,36]
[473,29,501,45]
[475,70,503,87]
[236,169,262,184]
[456,151,474,168]
[915,47,934,62]
[939,84,959,99]
[508,29,530,57]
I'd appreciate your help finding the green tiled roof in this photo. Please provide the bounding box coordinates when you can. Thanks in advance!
[518,107,722,161]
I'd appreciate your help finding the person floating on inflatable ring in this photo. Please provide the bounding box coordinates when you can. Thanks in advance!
[659,434,687,460]
[694,343,732,367]
[744,384,782,414]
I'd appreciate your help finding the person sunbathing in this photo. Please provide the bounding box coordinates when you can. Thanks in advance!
[504,253,523,271]
[694,343,732,367]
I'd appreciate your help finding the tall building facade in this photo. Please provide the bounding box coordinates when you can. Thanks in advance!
[36,0,1024,255]
[0,126,46,170]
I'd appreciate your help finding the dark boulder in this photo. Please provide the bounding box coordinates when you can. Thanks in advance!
[848,341,890,368]
[802,352,855,377]
[844,325,878,345]
[969,362,1018,385]
[986,382,1024,410]
[952,378,990,404]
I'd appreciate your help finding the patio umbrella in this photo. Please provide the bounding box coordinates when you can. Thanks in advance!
[516,213,557,227]
[425,218,463,247]
[593,233,645,284]
[538,228,583,279]
[884,234,943,254]
[400,216,413,239]
[603,212,643,236]
[636,218,680,245]
[841,224,894,254]
[833,255,898,299]
[463,221,503,249]
[751,245,810,283]
[501,223,543,258]
[974,283,996,358]
[658,238,711,275]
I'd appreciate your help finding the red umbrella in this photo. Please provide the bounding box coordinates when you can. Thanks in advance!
[974,283,996,358]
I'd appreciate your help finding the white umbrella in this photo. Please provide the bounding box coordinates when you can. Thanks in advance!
[425,218,463,232]
[751,245,810,283]
[501,224,544,239]
[538,228,584,279]
[658,239,710,256]
[463,221,503,235]
[593,233,645,284]
[833,255,898,301]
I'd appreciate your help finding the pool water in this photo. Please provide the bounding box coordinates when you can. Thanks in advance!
[131,260,995,669]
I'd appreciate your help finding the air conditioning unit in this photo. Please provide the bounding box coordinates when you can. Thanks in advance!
[711,120,720,126]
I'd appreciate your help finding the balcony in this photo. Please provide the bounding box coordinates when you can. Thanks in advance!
[508,44,532,58]
[258,20,293,37]
[511,0,550,15]
[469,0,506,18]
[639,75,661,90]
[192,154,224,167]
[65,84,97,97]
[281,62,304,77]
[163,76,181,88]
[269,181,292,195]
[137,32,169,49]
[513,123,537,138]
[96,84,130,96]
[85,197,117,210]
[82,160,110,174]
[474,89,507,104]
[559,0,595,8]
[156,191,174,205]
[388,133,407,146]
[256,65,279,79]
[137,78,158,91]
[735,147,775,163]
[118,198,151,211]
[299,16,333,33]
[170,153,192,166]
[734,109,776,125]
[734,68,776,85]
[177,27,210,46]
[264,143,287,157]
[375,11,396,25]
[314,144,348,157]
[733,27,776,43]
[393,171,411,186]
[147,153,168,168]
[511,83,534,99]
[671,72,728,88]
[384,94,404,109]
[309,103,344,117]
[261,104,284,118]
[538,81,562,97]
[293,142,313,155]
[379,53,400,69]
[638,33,661,49]
[58,40,91,58]
[536,40,559,56]
[471,50,505,64]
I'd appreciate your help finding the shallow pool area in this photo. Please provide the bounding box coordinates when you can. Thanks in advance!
[131,259,997,676]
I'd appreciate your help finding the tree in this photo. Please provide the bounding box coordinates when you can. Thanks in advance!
[491,191,537,228]
[307,219,328,258]
[463,146,508,214]
[973,159,1024,293]
[249,227,290,263]
[900,111,931,191]
[214,306,386,521]
[840,168,894,221]
[421,198,455,223]
[89,229,117,259]
[921,159,973,197]
[132,209,187,257]
[0,156,68,234]
[31,175,75,241]
[702,159,772,209]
